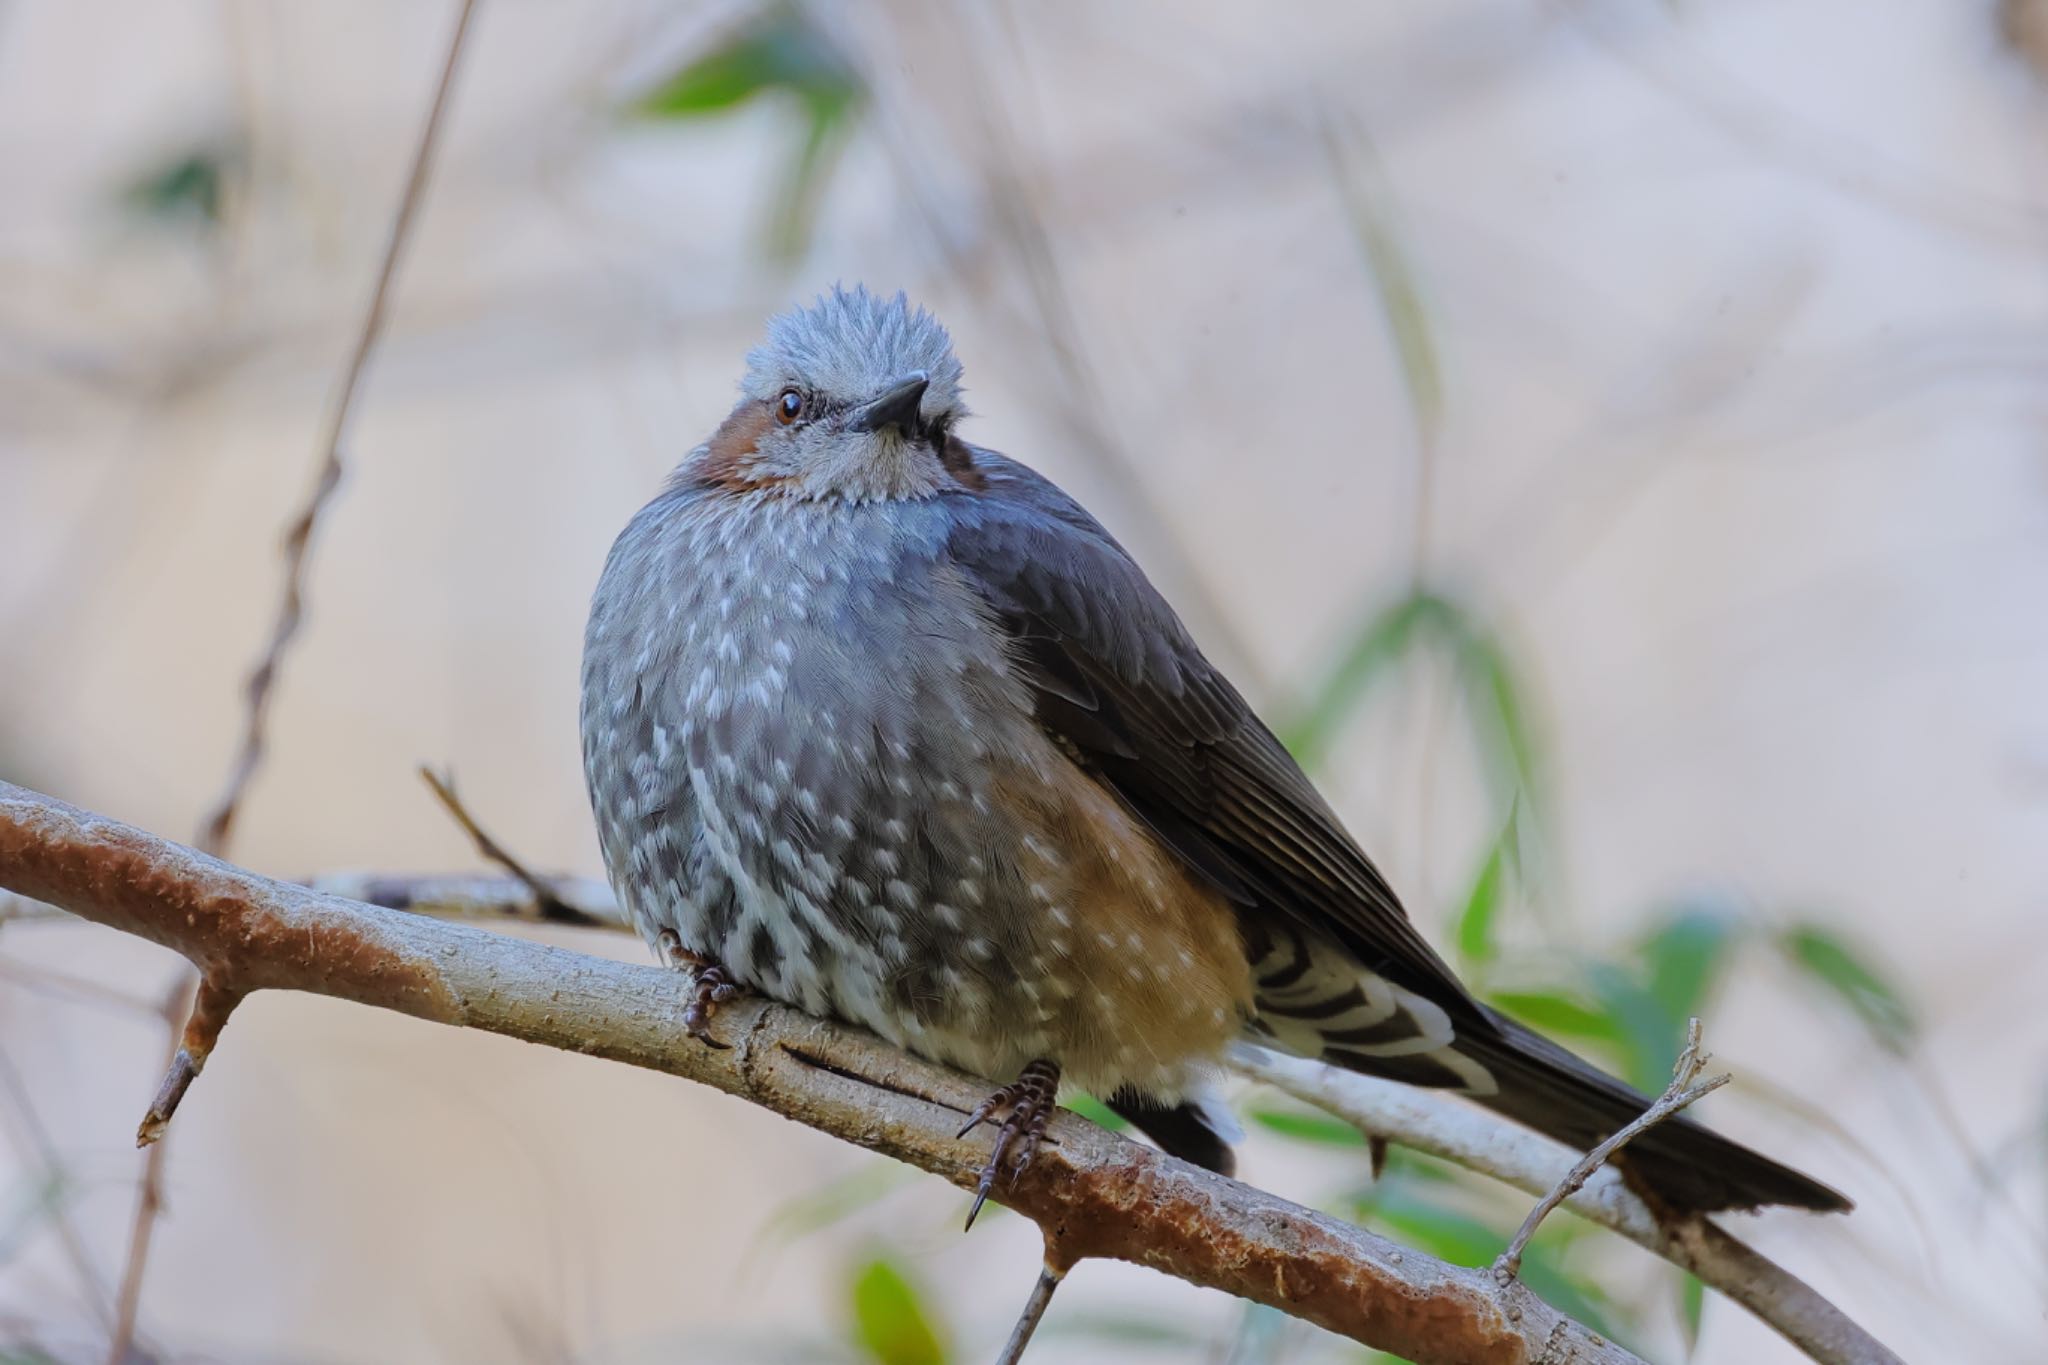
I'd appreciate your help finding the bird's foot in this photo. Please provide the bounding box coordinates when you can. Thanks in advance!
[957,1059,1061,1230]
[655,929,743,1049]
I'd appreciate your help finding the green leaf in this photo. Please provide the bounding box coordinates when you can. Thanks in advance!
[1487,989,1626,1050]
[1283,589,1549,863]
[1330,141,1442,445]
[1586,963,1682,1093]
[635,4,859,118]
[1246,1107,1367,1147]
[1361,1198,1501,1265]
[1352,1180,1633,1346]
[1280,591,1446,768]
[1497,902,1744,1090]
[1639,899,1747,1027]
[1452,810,1510,969]
[764,98,859,260]
[848,1257,948,1365]
[1677,1271,1705,1355]
[631,3,866,261]
[1779,924,1916,1055]
[1445,621,1543,813]
[122,145,232,229]
[1376,1147,1464,1185]
[1062,1092,1129,1132]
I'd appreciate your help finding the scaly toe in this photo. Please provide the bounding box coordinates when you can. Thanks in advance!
[959,1061,1061,1230]
[679,962,742,1049]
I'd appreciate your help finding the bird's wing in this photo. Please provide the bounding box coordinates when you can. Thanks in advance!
[941,450,1486,1019]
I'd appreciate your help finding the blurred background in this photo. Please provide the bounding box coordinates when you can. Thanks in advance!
[4,1,2047,1361]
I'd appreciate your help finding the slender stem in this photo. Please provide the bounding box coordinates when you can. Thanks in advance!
[1494,1019,1725,1278]
[417,767,600,926]
[103,4,483,1362]
[993,1268,1062,1365]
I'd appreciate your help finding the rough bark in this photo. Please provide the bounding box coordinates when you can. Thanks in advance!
[0,779,1642,1365]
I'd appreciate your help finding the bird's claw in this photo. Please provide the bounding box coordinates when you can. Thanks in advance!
[681,966,741,1049]
[657,930,742,1049]
[960,1059,1061,1230]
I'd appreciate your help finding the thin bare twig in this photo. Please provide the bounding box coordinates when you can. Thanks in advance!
[0,957,162,1018]
[194,0,478,858]
[417,767,603,927]
[994,1267,1063,1365]
[1494,1017,1728,1279]
[106,976,192,1365]
[104,5,483,1362]
[1234,1043,1899,1365]
[307,871,623,926]
[0,1046,113,1331]
[136,978,246,1149]
[868,2,1271,697]
[0,780,1645,1365]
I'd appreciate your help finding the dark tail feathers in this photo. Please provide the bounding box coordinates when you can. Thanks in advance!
[1455,1010,1849,1213]
[1106,1089,1237,1177]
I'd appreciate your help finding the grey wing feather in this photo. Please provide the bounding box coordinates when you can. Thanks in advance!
[940,449,1490,1023]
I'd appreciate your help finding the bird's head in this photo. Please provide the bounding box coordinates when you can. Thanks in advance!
[697,286,974,500]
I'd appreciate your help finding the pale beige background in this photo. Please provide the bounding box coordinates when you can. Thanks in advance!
[4,2,2047,1361]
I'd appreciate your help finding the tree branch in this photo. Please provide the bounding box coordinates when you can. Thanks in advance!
[107,5,481,1357]
[1495,1017,1727,1279]
[1231,1047,1902,1365]
[414,767,607,927]
[309,865,1898,1364]
[0,780,1640,1365]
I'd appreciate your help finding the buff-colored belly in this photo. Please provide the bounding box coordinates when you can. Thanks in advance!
[964,751,1255,1098]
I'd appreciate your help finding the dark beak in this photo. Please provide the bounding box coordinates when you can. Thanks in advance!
[846,372,930,437]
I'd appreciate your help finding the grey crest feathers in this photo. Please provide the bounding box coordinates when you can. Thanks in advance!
[744,285,967,425]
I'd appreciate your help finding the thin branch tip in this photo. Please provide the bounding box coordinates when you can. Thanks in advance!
[1494,1019,1733,1281]
[123,5,480,1342]
[136,1051,199,1148]
[135,978,245,1146]
[994,1267,1064,1365]
[419,765,595,926]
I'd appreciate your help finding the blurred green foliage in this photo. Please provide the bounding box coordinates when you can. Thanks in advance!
[1451,807,1513,969]
[1282,590,1545,826]
[754,1163,916,1261]
[848,1256,950,1365]
[1236,579,1912,1361]
[633,3,866,261]
[1061,1092,1129,1133]
[0,1172,70,1269]
[707,85,1917,1345]
[121,143,235,231]
[761,574,1917,1362]
[1327,129,1442,449]
[1778,924,1916,1056]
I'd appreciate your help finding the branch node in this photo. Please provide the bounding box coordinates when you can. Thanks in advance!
[135,978,246,1148]
[1493,1017,1730,1281]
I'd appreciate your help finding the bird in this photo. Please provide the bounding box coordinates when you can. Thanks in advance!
[579,285,1848,1225]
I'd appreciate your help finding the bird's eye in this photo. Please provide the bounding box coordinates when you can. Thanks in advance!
[776,389,805,425]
